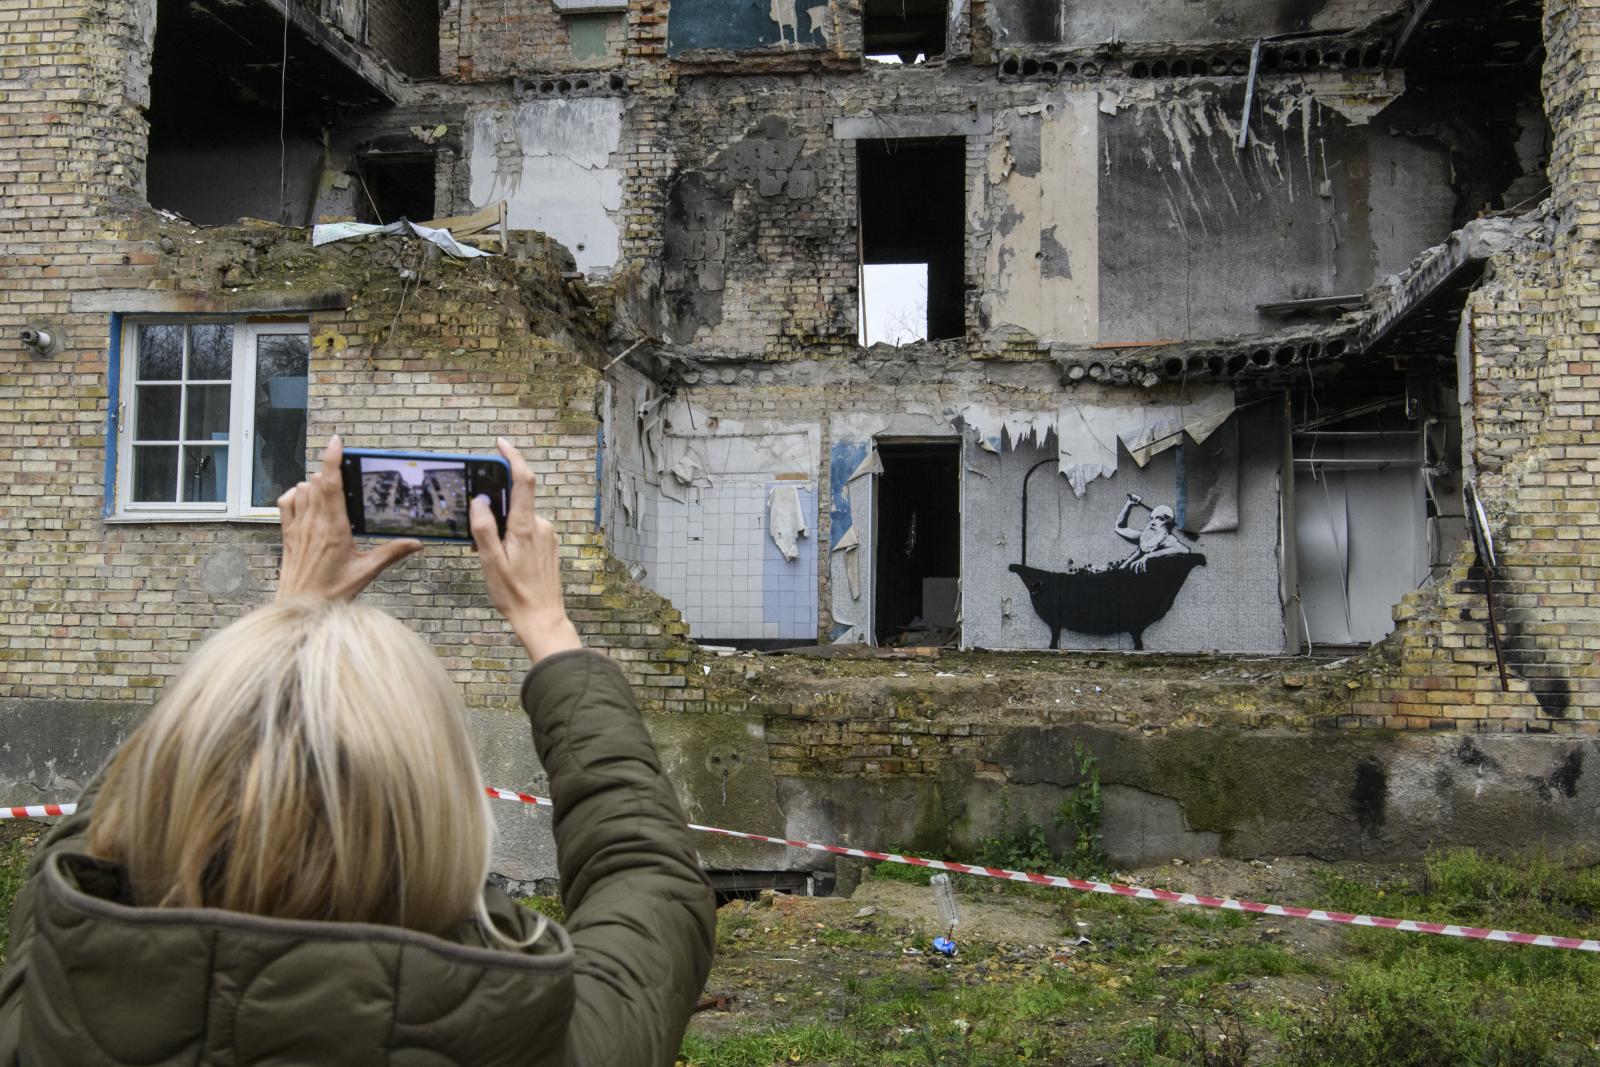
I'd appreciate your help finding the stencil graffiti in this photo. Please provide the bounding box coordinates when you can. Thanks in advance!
[1008,460,1205,650]
[1114,493,1192,572]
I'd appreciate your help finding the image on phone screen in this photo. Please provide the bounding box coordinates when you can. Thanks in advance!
[360,456,471,538]
[341,449,509,541]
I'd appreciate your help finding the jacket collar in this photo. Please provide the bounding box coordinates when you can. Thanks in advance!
[42,850,574,971]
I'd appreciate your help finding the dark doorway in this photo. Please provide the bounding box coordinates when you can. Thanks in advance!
[874,440,961,645]
[857,138,966,342]
[356,153,437,224]
[863,0,947,62]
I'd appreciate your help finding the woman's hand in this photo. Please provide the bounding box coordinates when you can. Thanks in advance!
[470,438,583,664]
[277,436,422,602]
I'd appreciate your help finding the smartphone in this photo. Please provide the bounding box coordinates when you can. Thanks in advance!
[340,448,509,542]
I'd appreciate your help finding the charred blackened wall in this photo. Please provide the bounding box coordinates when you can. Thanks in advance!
[629,67,1479,357]
[987,0,1405,49]
[1094,76,1456,341]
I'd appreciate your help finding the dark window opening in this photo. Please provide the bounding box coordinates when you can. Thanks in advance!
[863,0,947,63]
[355,154,437,224]
[144,0,391,225]
[857,138,965,343]
[874,439,960,645]
[145,0,325,225]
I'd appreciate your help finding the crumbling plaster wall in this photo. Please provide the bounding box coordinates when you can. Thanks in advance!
[985,0,1405,49]
[1096,75,1458,341]
[964,402,1285,652]
[979,93,1101,343]
[601,357,1289,653]
[648,66,1462,356]
[466,96,628,275]
[603,365,824,642]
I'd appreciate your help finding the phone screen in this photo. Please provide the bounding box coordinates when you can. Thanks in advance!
[341,450,508,541]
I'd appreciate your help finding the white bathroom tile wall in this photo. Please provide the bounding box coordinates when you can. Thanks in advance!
[641,481,817,641]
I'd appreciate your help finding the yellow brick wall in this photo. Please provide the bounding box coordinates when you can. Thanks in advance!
[0,0,697,714]
[1346,0,1600,732]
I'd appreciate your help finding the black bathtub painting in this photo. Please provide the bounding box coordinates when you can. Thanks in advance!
[1008,460,1206,650]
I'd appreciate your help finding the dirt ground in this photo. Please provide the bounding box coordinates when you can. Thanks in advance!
[680,854,1600,1066]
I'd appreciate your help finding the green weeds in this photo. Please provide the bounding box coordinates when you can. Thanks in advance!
[678,1023,865,1067]
[0,827,40,965]
[516,894,566,924]
[1289,848,1600,1066]
[1056,740,1109,875]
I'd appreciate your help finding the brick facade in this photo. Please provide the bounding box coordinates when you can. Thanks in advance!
[2,0,1596,869]
[1341,1,1600,732]
[0,0,696,722]
[444,0,629,82]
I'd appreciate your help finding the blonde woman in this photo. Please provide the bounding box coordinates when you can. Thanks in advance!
[0,437,715,1067]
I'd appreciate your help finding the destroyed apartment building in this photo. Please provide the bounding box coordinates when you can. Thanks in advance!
[3,0,1598,886]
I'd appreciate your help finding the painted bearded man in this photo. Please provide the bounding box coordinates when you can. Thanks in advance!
[1113,494,1192,573]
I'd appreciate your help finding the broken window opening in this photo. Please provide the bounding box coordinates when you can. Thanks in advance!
[857,138,965,343]
[564,13,621,61]
[858,263,928,346]
[873,439,961,646]
[862,0,947,64]
[355,153,438,224]
[146,0,323,225]
[144,0,390,225]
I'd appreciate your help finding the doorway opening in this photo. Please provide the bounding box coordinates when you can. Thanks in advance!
[873,439,961,645]
[1291,363,1457,649]
[857,138,966,343]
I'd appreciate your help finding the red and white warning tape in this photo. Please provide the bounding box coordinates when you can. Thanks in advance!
[2,804,71,820]
[489,787,1600,952]
[11,788,1600,952]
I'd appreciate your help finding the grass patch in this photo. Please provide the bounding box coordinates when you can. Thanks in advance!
[1289,848,1600,1066]
[689,850,1600,1065]
[516,894,566,924]
[865,857,935,887]
[678,1022,866,1067]
[1180,942,1310,983]
[0,827,40,966]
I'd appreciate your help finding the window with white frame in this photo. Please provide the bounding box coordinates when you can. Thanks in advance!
[114,319,309,519]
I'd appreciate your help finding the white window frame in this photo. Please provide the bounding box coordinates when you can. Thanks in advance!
[111,317,310,522]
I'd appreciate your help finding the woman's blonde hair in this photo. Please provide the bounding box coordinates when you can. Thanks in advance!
[87,597,522,942]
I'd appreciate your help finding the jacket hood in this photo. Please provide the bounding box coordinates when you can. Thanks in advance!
[22,851,576,1067]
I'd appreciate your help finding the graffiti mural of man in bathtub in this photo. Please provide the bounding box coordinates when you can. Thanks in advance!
[1114,494,1193,573]
[1007,466,1207,650]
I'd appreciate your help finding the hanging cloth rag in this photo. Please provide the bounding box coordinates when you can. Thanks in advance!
[768,484,808,562]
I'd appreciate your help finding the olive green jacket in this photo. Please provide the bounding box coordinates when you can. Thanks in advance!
[0,649,716,1066]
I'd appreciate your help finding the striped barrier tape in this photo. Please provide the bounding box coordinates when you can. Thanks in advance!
[3,804,72,820]
[488,787,1600,952]
[11,788,1600,952]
